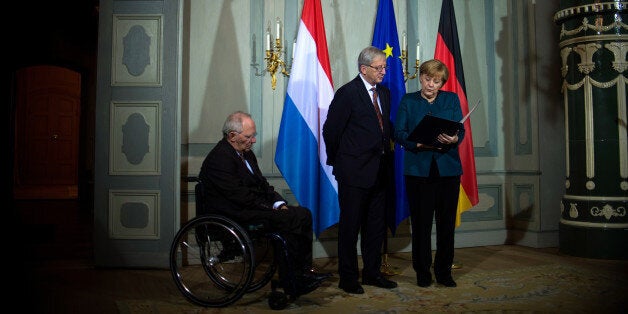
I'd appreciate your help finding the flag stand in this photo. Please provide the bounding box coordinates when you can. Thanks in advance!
[380,233,400,276]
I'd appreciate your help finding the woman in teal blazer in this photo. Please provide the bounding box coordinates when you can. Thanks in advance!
[394,59,465,289]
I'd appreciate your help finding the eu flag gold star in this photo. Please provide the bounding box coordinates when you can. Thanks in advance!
[383,43,393,58]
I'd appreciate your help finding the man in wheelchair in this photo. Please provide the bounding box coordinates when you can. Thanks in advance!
[198,111,331,297]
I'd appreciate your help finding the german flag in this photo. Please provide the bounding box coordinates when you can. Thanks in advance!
[434,0,479,227]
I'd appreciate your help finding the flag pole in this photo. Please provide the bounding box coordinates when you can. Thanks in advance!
[371,0,408,277]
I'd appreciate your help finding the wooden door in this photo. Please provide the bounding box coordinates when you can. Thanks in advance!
[14,65,81,199]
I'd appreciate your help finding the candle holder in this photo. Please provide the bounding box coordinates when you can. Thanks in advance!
[265,38,290,90]
[401,49,419,82]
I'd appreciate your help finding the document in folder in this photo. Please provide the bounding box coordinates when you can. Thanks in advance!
[407,99,480,148]
[407,115,462,148]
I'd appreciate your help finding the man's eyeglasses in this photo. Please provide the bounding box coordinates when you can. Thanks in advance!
[366,64,389,72]
[233,131,257,140]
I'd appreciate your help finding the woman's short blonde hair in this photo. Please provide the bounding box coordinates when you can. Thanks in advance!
[419,59,450,85]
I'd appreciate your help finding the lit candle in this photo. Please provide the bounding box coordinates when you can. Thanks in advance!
[416,41,421,60]
[276,18,281,41]
[266,30,271,50]
[402,32,407,51]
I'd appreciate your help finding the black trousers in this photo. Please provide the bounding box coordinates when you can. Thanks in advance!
[337,161,387,283]
[230,205,313,279]
[405,173,460,281]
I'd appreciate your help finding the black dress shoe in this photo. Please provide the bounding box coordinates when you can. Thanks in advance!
[294,276,322,296]
[417,277,432,287]
[363,276,398,289]
[303,269,333,281]
[338,280,365,294]
[436,277,457,287]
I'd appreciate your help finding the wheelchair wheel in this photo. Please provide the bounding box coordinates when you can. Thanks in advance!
[170,215,254,307]
[246,234,277,292]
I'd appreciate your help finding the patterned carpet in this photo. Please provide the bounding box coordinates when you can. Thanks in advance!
[118,247,628,313]
[21,202,626,313]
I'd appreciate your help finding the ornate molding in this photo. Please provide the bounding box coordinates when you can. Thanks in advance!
[560,47,572,77]
[574,43,601,74]
[111,15,163,86]
[591,204,627,220]
[561,197,628,227]
[554,2,628,24]
[564,74,627,91]
[562,42,627,76]
[569,202,579,218]
[563,75,628,191]
[605,42,628,72]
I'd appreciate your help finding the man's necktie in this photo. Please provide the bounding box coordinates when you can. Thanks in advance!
[238,153,253,173]
[370,87,383,130]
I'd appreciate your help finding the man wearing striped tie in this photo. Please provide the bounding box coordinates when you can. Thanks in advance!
[323,46,397,294]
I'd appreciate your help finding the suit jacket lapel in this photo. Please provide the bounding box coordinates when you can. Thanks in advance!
[352,76,370,108]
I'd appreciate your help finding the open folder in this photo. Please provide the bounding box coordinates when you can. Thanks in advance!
[407,115,462,148]
[407,99,480,148]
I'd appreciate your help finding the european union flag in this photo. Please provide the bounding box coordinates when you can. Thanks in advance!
[371,0,408,235]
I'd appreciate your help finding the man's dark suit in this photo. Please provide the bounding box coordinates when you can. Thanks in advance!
[199,138,286,216]
[198,138,314,280]
[323,75,394,286]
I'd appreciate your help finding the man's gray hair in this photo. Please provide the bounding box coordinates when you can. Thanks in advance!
[357,46,385,70]
[222,111,251,137]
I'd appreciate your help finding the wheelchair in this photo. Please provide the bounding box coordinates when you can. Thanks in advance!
[169,179,300,310]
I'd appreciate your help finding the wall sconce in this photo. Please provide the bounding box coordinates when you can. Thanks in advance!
[400,32,420,82]
[265,18,290,90]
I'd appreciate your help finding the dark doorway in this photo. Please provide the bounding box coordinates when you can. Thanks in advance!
[14,65,81,199]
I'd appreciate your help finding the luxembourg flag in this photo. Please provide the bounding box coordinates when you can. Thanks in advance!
[275,0,338,237]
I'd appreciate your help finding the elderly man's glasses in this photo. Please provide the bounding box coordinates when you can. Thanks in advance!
[233,131,256,140]
[366,64,388,72]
